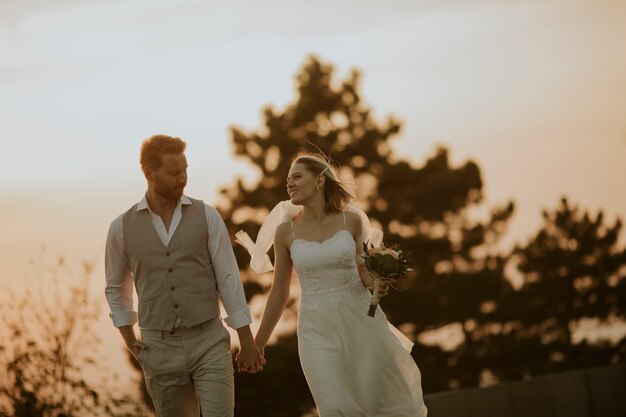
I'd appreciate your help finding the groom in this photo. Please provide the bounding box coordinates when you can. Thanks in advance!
[104,134,264,417]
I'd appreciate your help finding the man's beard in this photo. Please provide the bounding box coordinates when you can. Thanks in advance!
[156,184,185,200]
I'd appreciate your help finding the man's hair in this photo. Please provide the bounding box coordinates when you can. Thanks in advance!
[140,135,187,171]
[292,151,355,214]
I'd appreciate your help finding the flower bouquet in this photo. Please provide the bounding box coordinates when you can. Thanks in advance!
[362,242,412,317]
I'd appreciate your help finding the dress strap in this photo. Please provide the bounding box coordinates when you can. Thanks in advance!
[290,220,295,240]
[342,212,346,231]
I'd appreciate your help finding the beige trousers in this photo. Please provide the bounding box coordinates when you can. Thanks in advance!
[138,317,234,417]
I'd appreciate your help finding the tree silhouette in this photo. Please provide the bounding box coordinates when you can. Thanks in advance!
[497,198,626,379]
[215,55,516,408]
[0,250,150,417]
[422,198,626,391]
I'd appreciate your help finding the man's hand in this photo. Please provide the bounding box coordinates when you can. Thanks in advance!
[119,325,146,362]
[236,341,266,374]
[127,339,147,361]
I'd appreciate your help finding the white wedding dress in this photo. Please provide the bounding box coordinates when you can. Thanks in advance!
[290,224,428,417]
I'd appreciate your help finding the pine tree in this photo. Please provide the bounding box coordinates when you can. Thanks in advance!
[217,55,515,404]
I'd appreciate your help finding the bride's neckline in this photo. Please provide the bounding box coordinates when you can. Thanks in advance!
[291,230,352,248]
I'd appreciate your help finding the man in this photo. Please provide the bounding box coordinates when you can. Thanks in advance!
[105,134,264,417]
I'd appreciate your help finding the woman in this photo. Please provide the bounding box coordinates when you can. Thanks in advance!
[237,152,428,416]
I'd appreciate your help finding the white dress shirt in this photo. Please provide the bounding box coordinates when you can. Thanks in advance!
[105,195,251,330]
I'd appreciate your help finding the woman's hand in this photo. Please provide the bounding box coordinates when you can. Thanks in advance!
[374,279,389,298]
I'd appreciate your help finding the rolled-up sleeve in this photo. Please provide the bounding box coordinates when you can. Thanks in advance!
[205,205,252,330]
[104,216,137,328]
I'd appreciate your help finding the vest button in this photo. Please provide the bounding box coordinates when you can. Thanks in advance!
[174,304,179,309]
[166,252,170,256]
[171,286,175,291]
[168,268,173,273]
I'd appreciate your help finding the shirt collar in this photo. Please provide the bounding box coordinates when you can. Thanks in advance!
[136,194,192,212]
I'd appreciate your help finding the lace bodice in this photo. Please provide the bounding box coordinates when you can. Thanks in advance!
[290,230,368,310]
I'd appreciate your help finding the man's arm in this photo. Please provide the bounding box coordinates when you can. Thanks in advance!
[104,216,142,357]
[205,205,264,372]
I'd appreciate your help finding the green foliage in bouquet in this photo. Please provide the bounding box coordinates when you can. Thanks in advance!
[362,242,413,284]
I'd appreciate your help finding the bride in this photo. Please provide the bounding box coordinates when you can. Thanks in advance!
[237,152,428,417]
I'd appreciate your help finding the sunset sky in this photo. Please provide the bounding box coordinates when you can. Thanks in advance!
[1,0,625,384]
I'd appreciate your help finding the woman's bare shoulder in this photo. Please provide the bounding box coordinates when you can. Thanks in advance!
[275,221,293,244]
[344,210,361,227]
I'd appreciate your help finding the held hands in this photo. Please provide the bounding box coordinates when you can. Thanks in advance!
[236,340,266,374]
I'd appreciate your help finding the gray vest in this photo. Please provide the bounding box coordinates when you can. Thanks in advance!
[122,198,220,331]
